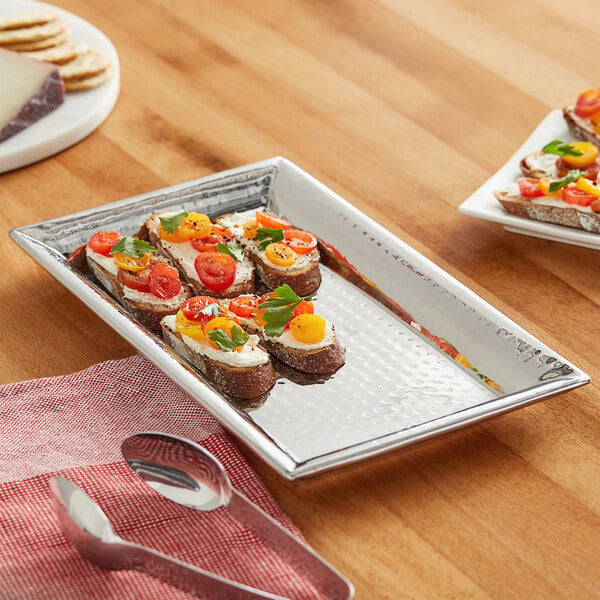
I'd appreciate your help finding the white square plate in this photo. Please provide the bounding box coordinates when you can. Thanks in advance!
[458,110,600,251]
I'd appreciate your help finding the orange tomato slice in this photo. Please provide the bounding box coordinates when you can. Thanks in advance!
[264,242,297,267]
[112,252,152,272]
[289,314,326,344]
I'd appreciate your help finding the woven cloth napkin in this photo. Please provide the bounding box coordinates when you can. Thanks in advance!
[0,354,322,600]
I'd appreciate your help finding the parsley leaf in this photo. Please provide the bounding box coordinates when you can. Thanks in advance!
[259,284,308,337]
[159,211,188,233]
[541,140,583,157]
[254,227,284,251]
[195,303,222,320]
[548,170,587,194]
[109,236,156,258]
[217,241,245,262]
[207,325,249,352]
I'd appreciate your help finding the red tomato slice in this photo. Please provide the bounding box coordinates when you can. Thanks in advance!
[181,296,221,324]
[518,178,544,198]
[562,186,596,207]
[556,157,600,181]
[284,229,317,254]
[229,295,260,318]
[256,210,291,230]
[117,267,151,292]
[574,89,600,118]
[148,262,182,298]
[591,199,600,212]
[194,252,236,292]
[87,231,123,256]
[190,227,233,253]
[284,300,314,329]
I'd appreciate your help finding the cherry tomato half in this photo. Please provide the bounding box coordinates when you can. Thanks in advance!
[194,252,236,292]
[229,295,260,318]
[285,300,314,329]
[518,177,544,198]
[284,229,317,254]
[181,296,221,324]
[265,242,297,267]
[148,262,182,298]
[574,89,600,118]
[87,231,123,256]
[562,186,596,207]
[256,210,291,230]
[190,226,233,252]
[117,266,151,292]
[112,252,152,273]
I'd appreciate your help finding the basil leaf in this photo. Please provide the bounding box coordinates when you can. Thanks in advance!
[207,325,249,352]
[548,170,586,194]
[159,211,188,233]
[217,241,245,262]
[109,236,156,258]
[231,324,249,347]
[195,304,221,319]
[541,140,583,157]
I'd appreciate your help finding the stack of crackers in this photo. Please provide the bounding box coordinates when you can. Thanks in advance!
[0,10,112,91]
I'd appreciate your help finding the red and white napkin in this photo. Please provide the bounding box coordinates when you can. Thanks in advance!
[0,354,321,600]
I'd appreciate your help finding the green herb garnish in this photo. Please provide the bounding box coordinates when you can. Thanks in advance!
[207,324,249,352]
[218,240,245,262]
[109,236,156,257]
[548,169,586,194]
[542,140,583,157]
[159,211,188,233]
[259,284,308,337]
[195,303,222,320]
[254,227,284,251]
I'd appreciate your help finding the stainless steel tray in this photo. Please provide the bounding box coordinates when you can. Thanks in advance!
[10,157,590,479]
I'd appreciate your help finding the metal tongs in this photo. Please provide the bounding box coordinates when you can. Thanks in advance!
[49,432,354,599]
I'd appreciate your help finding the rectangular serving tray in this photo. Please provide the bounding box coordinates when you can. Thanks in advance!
[10,157,590,479]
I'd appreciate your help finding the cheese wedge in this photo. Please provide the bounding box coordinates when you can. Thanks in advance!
[0,48,65,142]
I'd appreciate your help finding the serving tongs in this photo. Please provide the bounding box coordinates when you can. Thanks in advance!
[49,432,354,600]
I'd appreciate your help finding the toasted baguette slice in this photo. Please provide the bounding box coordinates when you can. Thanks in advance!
[215,212,321,297]
[260,331,345,374]
[563,106,600,146]
[494,189,600,233]
[73,245,191,331]
[141,214,256,298]
[161,317,275,399]
[519,152,558,179]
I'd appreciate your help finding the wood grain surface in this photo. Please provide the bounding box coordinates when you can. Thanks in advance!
[2,1,600,598]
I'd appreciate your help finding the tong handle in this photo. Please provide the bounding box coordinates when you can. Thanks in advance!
[124,541,286,600]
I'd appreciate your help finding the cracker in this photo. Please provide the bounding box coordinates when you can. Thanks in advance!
[64,65,113,92]
[59,48,110,81]
[3,28,69,51]
[22,40,88,65]
[0,18,66,45]
[0,10,56,31]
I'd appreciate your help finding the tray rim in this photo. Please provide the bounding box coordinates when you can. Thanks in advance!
[10,156,590,479]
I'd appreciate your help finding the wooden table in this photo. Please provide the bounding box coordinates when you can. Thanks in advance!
[3,1,600,598]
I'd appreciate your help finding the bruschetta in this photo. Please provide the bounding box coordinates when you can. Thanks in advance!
[520,140,600,180]
[71,230,191,331]
[563,89,600,146]
[222,285,345,374]
[140,210,256,298]
[215,210,321,296]
[493,174,600,233]
[160,296,276,398]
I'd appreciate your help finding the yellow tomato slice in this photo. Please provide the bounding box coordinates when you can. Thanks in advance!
[243,219,259,239]
[575,176,600,197]
[289,314,326,344]
[175,310,206,341]
[113,252,152,272]
[264,242,297,267]
[562,142,599,168]
[159,223,189,243]
[178,213,211,239]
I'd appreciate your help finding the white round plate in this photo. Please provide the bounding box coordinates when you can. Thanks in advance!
[0,0,120,173]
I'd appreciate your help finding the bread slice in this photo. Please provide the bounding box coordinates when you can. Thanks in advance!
[161,318,276,399]
[215,213,321,297]
[141,215,256,299]
[563,106,600,146]
[519,152,558,179]
[69,245,191,331]
[260,330,345,374]
[494,189,600,233]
